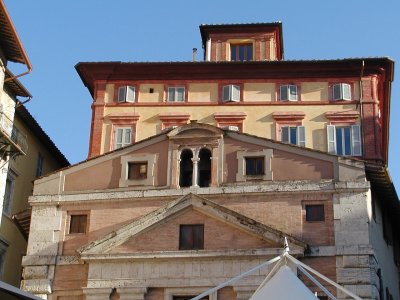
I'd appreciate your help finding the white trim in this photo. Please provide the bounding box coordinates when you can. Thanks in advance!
[119,154,157,187]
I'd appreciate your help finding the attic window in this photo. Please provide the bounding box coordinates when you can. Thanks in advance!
[128,162,148,180]
[230,43,253,61]
[179,224,204,250]
[222,85,240,102]
[69,215,87,234]
[117,86,135,103]
[245,157,264,176]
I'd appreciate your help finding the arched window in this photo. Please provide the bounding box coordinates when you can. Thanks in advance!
[179,149,193,187]
[198,148,211,187]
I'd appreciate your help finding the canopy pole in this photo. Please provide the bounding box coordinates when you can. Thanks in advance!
[190,255,282,300]
[285,254,363,300]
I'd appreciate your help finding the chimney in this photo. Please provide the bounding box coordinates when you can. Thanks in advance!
[192,48,197,62]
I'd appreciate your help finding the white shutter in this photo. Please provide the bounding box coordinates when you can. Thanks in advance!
[351,125,362,155]
[222,85,230,102]
[126,86,135,103]
[327,125,337,154]
[342,83,351,101]
[117,86,127,103]
[125,128,132,145]
[280,85,288,101]
[297,126,306,147]
[168,87,175,102]
[288,85,298,101]
[114,128,123,149]
[176,87,185,102]
[231,85,240,102]
[281,126,289,143]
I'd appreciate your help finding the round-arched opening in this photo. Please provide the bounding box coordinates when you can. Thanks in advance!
[179,149,193,187]
[198,148,212,187]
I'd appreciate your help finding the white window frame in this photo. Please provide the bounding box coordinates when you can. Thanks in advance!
[117,86,136,103]
[120,154,157,187]
[281,125,305,147]
[222,85,240,102]
[236,149,273,182]
[280,84,298,101]
[167,87,185,102]
[114,127,133,150]
[332,83,351,101]
[327,124,361,156]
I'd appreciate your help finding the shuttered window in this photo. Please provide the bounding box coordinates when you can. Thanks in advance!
[222,85,240,102]
[280,85,298,101]
[114,127,133,149]
[179,224,204,250]
[117,86,136,103]
[168,87,185,102]
[326,125,361,156]
[281,126,305,147]
[332,83,351,101]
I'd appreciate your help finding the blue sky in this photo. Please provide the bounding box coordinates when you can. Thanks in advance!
[4,0,400,189]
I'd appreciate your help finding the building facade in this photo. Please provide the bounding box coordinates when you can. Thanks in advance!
[23,23,399,300]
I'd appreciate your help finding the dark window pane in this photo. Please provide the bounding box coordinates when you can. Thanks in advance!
[336,128,343,155]
[246,45,253,61]
[231,46,237,61]
[238,45,245,61]
[128,162,147,180]
[290,127,297,145]
[179,224,204,250]
[305,205,325,222]
[245,157,264,175]
[344,127,351,155]
[231,43,252,61]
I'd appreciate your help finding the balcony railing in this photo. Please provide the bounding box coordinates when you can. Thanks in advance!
[0,111,28,155]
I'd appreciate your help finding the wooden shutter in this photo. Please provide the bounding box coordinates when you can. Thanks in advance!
[297,126,306,147]
[327,125,336,154]
[351,125,362,155]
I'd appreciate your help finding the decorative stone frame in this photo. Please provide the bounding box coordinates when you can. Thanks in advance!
[236,149,273,182]
[325,110,359,125]
[119,154,157,187]
[272,111,305,141]
[164,287,217,300]
[159,112,190,131]
[214,112,246,132]
[106,113,140,151]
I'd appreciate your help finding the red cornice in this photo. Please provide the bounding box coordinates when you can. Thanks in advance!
[272,111,305,121]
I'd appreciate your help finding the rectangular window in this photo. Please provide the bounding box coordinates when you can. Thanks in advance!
[305,205,325,221]
[280,85,298,101]
[281,126,305,146]
[114,127,133,149]
[168,87,185,102]
[179,224,204,250]
[128,162,148,180]
[245,157,264,176]
[222,85,240,102]
[326,125,361,156]
[332,83,351,101]
[117,86,135,103]
[230,43,253,61]
[0,240,8,278]
[35,153,44,178]
[69,215,87,234]
[3,174,15,215]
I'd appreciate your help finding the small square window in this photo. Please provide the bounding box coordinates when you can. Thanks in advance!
[245,157,264,176]
[222,85,240,102]
[280,85,298,101]
[168,87,185,102]
[179,224,204,250]
[128,162,148,180]
[117,86,135,103]
[305,205,325,222]
[69,215,87,234]
[332,83,351,101]
[230,43,253,61]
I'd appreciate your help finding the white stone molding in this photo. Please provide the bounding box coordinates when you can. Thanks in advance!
[119,153,157,187]
[236,149,273,182]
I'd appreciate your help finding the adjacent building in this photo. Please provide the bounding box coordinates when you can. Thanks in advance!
[0,0,70,292]
[23,23,399,300]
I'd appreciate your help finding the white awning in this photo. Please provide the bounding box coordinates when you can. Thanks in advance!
[249,265,317,300]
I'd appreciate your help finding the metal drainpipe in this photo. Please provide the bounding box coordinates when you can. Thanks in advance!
[359,60,365,158]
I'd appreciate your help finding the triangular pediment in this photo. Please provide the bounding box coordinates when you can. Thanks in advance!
[78,193,306,257]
